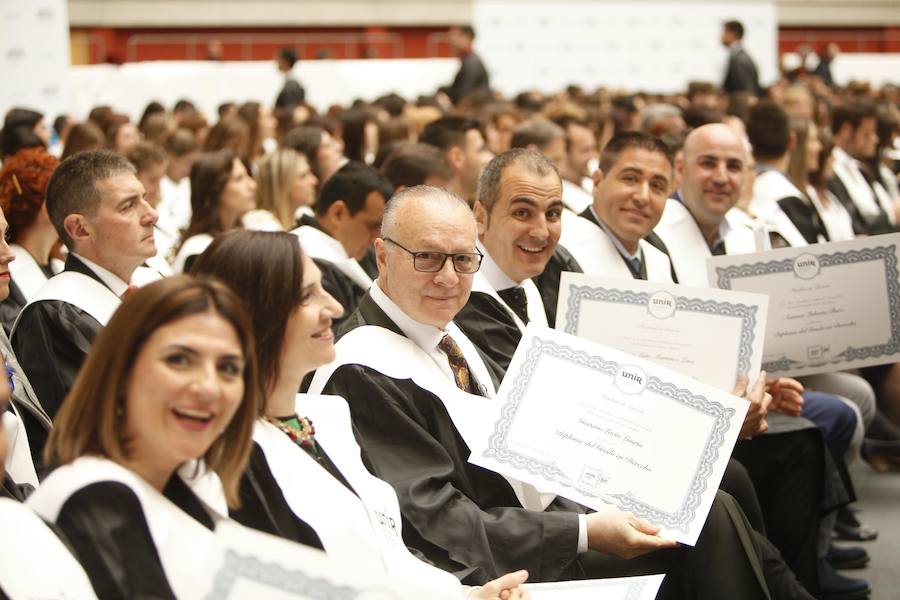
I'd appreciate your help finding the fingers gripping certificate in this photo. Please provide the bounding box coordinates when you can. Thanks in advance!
[468,327,749,545]
[707,233,900,377]
[556,273,768,391]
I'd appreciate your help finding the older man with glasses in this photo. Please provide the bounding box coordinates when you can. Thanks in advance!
[310,185,779,599]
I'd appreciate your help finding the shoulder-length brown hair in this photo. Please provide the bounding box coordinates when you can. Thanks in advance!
[181,148,240,242]
[191,230,304,405]
[44,275,260,508]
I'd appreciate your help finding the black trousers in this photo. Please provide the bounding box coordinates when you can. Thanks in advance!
[729,429,824,595]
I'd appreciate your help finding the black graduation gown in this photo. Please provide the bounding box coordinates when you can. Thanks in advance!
[530,245,583,328]
[826,175,894,236]
[12,256,108,420]
[0,281,26,338]
[322,293,772,598]
[316,259,367,329]
[229,442,328,550]
[0,261,54,336]
[55,475,213,600]
[777,197,829,245]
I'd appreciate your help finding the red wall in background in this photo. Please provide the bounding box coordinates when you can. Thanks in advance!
[71,26,452,64]
[72,25,900,65]
[779,26,900,54]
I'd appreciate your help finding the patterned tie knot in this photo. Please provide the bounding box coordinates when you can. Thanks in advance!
[438,334,472,393]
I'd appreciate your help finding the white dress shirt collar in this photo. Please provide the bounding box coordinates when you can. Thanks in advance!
[71,253,130,297]
[476,243,519,290]
[589,206,641,261]
[370,279,446,353]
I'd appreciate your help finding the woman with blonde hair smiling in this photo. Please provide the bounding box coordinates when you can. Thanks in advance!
[243,148,318,231]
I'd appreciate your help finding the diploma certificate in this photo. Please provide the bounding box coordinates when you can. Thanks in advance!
[526,574,664,600]
[469,327,749,545]
[707,233,900,377]
[557,273,768,390]
[204,522,452,599]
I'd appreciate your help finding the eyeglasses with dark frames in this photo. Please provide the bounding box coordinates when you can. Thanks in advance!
[383,237,483,274]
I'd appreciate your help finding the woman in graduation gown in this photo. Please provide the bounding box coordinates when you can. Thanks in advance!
[191,230,530,600]
[0,147,63,334]
[0,354,98,599]
[27,276,260,598]
[171,149,257,273]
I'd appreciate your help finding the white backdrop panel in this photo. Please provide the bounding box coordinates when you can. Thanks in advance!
[0,0,71,120]
[472,0,778,94]
[67,58,458,121]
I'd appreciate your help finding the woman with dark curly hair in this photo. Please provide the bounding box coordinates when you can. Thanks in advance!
[0,147,62,334]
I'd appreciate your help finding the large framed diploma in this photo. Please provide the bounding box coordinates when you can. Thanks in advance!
[557,273,768,390]
[526,574,664,600]
[469,327,749,545]
[707,233,900,377]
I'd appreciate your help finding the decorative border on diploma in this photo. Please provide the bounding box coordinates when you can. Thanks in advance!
[207,550,403,599]
[713,244,900,372]
[483,337,736,534]
[562,284,759,380]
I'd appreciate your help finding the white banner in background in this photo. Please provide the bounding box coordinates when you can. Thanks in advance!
[0,0,71,120]
[472,0,777,95]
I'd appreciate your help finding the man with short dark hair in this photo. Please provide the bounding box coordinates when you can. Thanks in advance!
[561,132,676,282]
[419,116,494,204]
[444,25,490,106]
[828,101,896,234]
[722,20,761,96]
[456,148,573,371]
[292,162,393,323]
[509,118,567,174]
[12,150,159,419]
[552,116,598,213]
[380,142,454,191]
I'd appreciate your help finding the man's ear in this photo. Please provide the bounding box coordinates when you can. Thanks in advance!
[325,199,349,223]
[374,237,388,273]
[591,168,605,187]
[788,130,797,152]
[675,154,685,178]
[63,214,91,246]
[473,200,488,237]
[446,146,465,173]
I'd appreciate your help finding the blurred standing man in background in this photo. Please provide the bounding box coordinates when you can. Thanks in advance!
[444,25,490,106]
[722,20,761,96]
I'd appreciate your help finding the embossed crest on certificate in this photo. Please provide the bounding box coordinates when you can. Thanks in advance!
[707,233,900,377]
[557,273,768,391]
